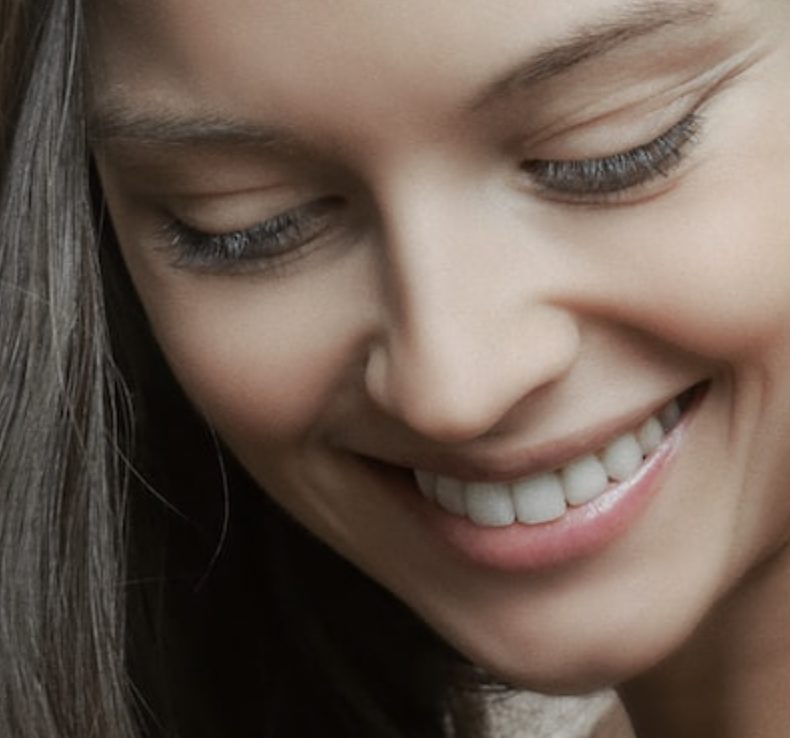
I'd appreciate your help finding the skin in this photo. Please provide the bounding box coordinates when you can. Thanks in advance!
[90,1,790,735]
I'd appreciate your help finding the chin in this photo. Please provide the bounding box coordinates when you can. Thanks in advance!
[411,541,728,697]
[447,616,691,695]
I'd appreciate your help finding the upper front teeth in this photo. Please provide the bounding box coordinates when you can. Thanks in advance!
[561,453,609,507]
[414,398,681,528]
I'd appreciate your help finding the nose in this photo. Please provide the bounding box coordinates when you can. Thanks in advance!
[364,188,580,444]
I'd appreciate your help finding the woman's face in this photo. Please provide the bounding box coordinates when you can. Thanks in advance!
[92,0,790,690]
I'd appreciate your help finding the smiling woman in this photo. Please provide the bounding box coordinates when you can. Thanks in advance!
[3,0,790,736]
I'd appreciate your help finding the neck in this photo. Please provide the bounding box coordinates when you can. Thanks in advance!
[618,541,790,738]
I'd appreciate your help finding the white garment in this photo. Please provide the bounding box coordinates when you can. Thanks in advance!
[485,689,621,738]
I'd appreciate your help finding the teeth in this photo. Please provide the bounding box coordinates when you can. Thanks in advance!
[513,473,567,524]
[561,454,610,506]
[415,393,687,527]
[601,433,643,483]
[415,470,437,501]
[435,476,466,516]
[465,483,516,527]
[659,400,681,431]
[637,416,664,455]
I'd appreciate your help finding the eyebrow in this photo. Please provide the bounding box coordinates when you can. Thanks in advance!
[88,107,291,148]
[473,0,718,108]
[89,0,719,148]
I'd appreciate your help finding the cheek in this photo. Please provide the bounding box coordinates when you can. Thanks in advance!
[127,257,377,446]
[636,73,790,358]
[587,150,790,363]
[643,198,790,356]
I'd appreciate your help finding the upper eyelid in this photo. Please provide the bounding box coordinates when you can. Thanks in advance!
[157,217,304,274]
[161,206,307,250]
[514,42,748,164]
[520,112,704,202]
[526,111,702,166]
[156,196,345,266]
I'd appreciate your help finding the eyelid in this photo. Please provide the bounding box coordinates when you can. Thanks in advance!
[521,110,704,204]
[156,195,344,275]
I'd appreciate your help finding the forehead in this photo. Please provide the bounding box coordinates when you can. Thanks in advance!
[87,0,767,158]
[89,1,728,99]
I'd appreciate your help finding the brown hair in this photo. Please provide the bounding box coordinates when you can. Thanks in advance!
[0,0,135,734]
[0,1,491,735]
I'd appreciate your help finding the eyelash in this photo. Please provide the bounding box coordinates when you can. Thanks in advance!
[159,196,343,274]
[522,112,702,201]
[158,112,703,273]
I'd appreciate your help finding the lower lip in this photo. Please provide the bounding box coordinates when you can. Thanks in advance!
[397,397,701,573]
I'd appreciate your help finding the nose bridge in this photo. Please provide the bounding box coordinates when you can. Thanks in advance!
[364,171,580,442]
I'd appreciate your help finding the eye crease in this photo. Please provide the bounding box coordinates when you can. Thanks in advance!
[522,112,703,201]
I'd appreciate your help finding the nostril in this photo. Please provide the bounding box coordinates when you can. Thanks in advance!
[363,341,391,409]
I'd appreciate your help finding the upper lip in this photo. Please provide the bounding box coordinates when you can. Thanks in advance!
[353,387,695,484]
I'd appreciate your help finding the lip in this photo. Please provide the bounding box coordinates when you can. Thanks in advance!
[380,383,706,572]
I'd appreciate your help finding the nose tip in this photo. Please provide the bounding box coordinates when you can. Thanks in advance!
[364,307,580,444]
[365,343,501,443]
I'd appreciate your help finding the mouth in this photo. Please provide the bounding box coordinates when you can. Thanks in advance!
[412,384,703,530]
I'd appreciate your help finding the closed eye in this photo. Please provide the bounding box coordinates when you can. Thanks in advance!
[522,112,702,202]
[158,195,345,274]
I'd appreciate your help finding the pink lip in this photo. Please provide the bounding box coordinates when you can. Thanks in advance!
[391,389,703,573]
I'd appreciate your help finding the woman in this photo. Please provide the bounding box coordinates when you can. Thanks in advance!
[3,0,790,735]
